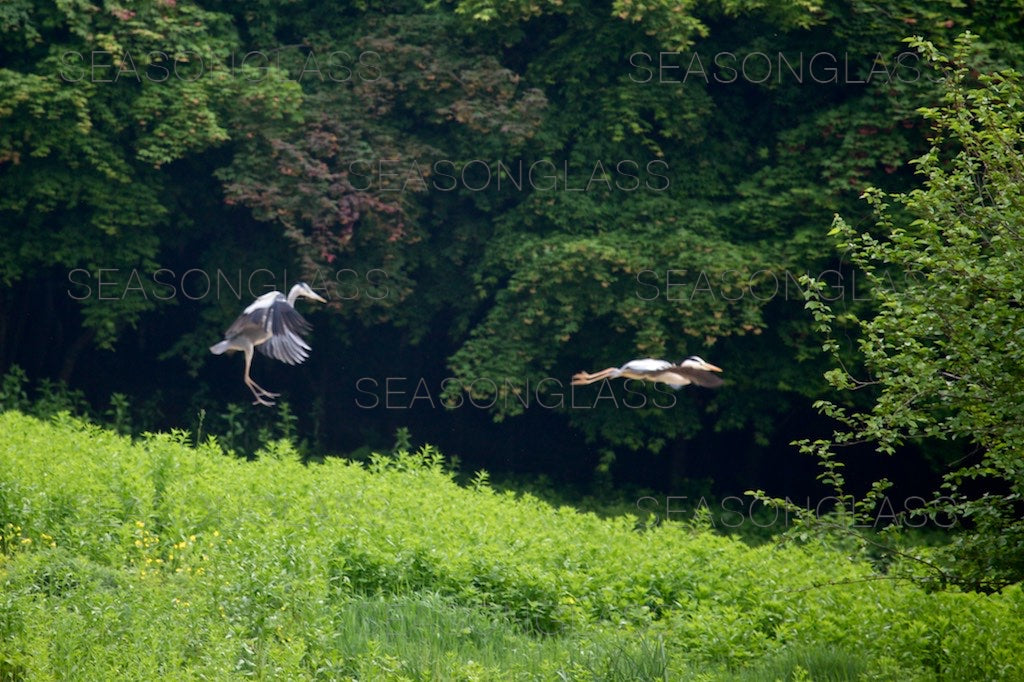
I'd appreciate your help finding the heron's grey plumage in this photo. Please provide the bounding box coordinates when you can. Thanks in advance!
[210,282,326,406]
[661,366,724,388]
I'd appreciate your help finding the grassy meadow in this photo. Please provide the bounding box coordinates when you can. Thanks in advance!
[1,410,1022,680]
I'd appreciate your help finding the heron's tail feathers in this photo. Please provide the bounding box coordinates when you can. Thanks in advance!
[209,340,232,355]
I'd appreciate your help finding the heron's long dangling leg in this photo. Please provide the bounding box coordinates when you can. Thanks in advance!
[571,367,619,386]
[242,346,279,406]
[571,371,599,385]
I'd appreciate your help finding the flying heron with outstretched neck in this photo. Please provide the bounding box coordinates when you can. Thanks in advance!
[572,356,724,389]
[210,282,327,406]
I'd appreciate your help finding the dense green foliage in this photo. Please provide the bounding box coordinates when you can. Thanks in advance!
[789,34,1024,591]
[2,4,1024,665]
[2,412,1023,679]
[0,0,301,351]
[3,0,1023,478]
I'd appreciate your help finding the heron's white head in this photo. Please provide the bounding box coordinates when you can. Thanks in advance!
[289,282,328,305]
[680,355,723,372]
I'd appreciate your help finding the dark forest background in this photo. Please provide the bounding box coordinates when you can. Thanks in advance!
[2,0,1023,511]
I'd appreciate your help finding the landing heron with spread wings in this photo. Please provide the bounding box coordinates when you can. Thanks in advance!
[210,282,327,406]
[571,356,724,389]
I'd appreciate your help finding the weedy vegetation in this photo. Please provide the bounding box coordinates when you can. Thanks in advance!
[1,411,1022,680]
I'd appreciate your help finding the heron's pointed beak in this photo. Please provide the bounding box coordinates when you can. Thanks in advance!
[309,292,327,303]
[703,363,723,372]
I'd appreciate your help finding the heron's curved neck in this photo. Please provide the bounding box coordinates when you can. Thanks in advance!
[286,285,303,306]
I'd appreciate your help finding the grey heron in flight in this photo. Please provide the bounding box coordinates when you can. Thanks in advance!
[210,282,327,406]
[571,356,724,389]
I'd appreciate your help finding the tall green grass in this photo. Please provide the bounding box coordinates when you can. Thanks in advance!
[1,411,1022,680]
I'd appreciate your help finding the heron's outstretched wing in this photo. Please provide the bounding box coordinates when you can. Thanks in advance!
[257,299,313,365]
[220,292,276,341]
[664,366,724,388]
